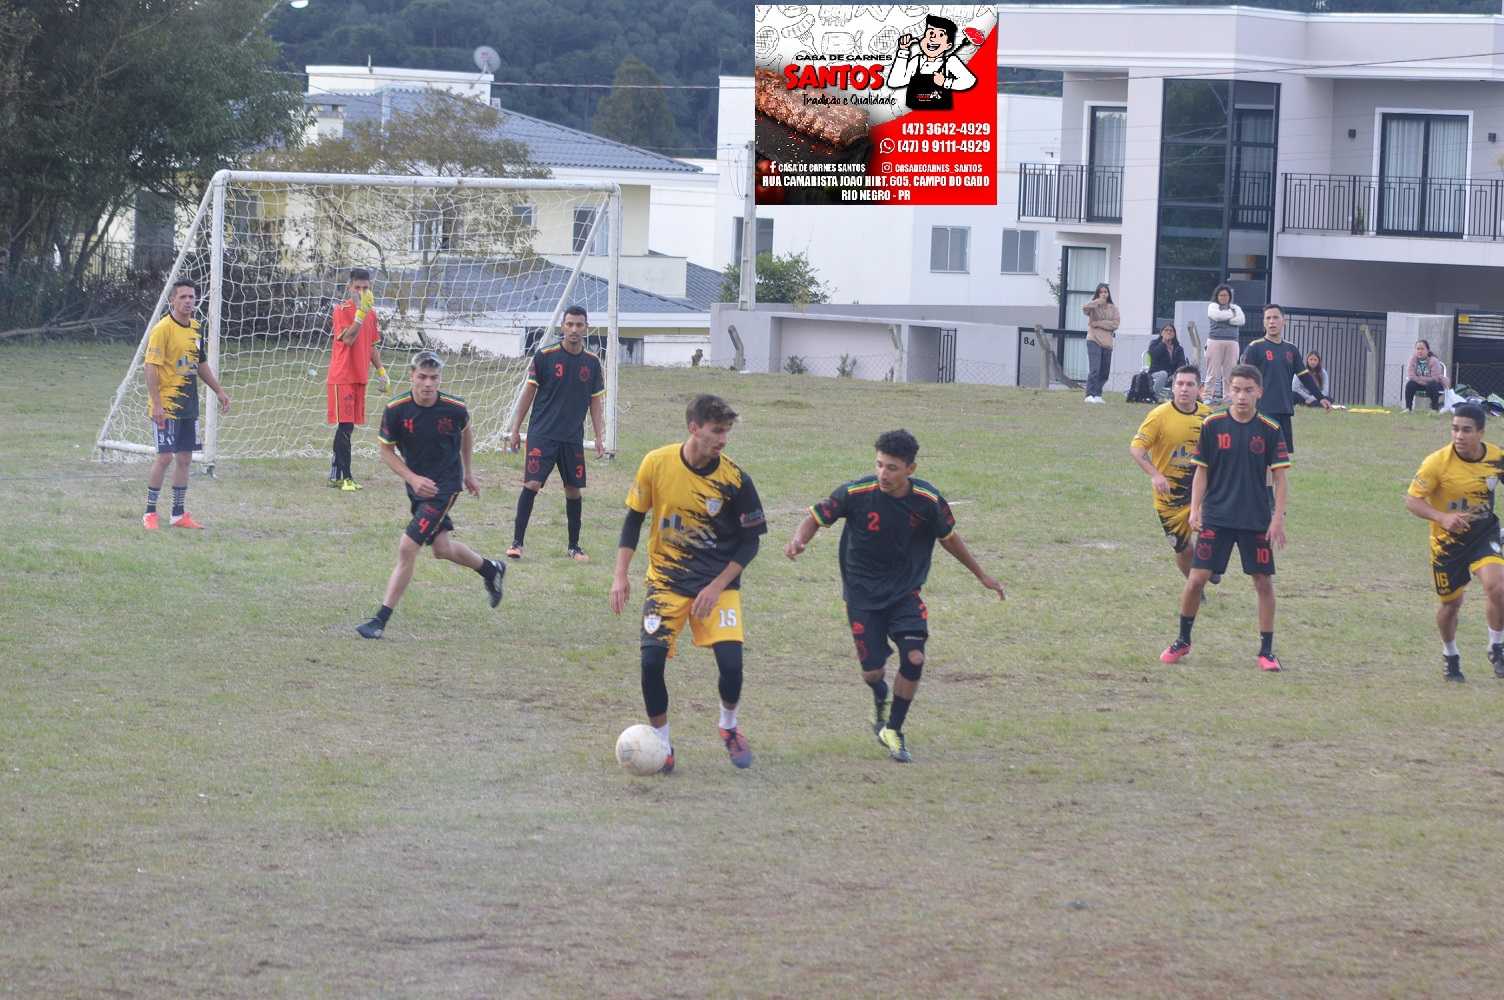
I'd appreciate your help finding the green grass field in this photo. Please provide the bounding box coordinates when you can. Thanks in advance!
[4,340,1503,999]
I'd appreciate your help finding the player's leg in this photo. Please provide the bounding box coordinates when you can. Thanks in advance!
[561,442,588,560]
[357,533,423,638]
[1238,530,1280,670]
[326,384,342,484]
[510,439,556,556]
[167,435,203,527]
[686,589,753,767]
[1163,528,1225,662]
[873,595,927,762]
[638,588,685,771]
[1433,554,1468,680]
[1471,559,1504,676]
[144,431,174,527]
[848,606,892,734]
[711,641,753,768]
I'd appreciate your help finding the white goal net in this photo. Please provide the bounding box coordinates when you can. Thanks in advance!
[97,170,621,467]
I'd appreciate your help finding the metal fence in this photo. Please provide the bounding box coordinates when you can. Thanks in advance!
[1018,163,1123,224]
[1283,173,1504,240]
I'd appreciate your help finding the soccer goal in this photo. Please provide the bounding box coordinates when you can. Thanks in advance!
[96,170,621,469]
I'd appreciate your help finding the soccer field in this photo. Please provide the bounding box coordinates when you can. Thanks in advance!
[4,340,1502,998]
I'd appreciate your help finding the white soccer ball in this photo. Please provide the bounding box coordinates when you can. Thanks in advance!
[615,724,668,776]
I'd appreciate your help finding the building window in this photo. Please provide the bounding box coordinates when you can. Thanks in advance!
[411,210,455,253]
[930,226,969,273]
[732,217,774,258]
[1088,106,1126,222]
[1001,229,1038,273]
[512,204,535,229]
[573,205,609,254]
[1061,245,1107,332]
[1379,113,1468,236]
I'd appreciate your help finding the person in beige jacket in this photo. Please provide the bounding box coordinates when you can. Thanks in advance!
[1082,283,1120,403]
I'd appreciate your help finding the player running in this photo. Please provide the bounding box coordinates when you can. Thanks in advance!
[784,429,1006,763]
[1160,364,1291,671]
[1130,365,1215,585]
[355,351,505,639]
[506,305,605,562]
[609,394,766,772]
[1404,402,1504,682]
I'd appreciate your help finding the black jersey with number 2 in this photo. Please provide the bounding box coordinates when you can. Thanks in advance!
[1192,410,1290,531]
[810,475,956,610]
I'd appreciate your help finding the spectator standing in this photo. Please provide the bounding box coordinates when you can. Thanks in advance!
[1082,283,1120,404]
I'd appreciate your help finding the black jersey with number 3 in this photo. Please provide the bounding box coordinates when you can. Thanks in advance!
[810,475,956,610]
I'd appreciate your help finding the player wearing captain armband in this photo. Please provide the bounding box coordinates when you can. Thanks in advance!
[326,267,387,491]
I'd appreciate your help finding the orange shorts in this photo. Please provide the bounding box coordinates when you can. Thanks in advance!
[327,382,368,425]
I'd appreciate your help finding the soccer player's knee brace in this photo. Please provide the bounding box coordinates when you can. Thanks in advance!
[640,645,669,717]
[713,641,744,705]
[897,636,926,682]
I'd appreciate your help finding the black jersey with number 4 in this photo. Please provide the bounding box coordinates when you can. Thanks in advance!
[378,391,470,497]
[1192,410,1290,531]
[810,475,956,610]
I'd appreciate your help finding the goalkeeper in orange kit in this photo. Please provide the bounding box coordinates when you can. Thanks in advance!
[326,267,388,490]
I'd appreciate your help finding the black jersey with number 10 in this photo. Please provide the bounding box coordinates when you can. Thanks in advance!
[810,475,956,610]
[1192,410,1290,531]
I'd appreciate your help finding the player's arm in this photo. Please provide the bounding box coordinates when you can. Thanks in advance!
[197,361,231,414]
[1269,465,1289,549]
[509,382,537,452]
[609,508,646,614]
[1129,443,1171,496]
[144,362,166,428]
[461,423,480,498]
[380,441,436,498]
[784,513,822,560]
[938,532,1006,601]
[1406,493,1468,534]
[690,536,760,620]
[589,393,605,459]
[369,342,387,393]
[1188,464,1208,533]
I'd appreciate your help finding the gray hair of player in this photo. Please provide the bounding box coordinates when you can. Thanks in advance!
[409,349,444,372]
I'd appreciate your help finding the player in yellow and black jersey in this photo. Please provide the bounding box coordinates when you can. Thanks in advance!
[1130,364,1213,582]
[609,394,767,772]
[1405,402,1504,682]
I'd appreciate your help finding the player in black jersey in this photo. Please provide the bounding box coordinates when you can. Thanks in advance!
[1160,364,1291,671]
[506,306,605,562]
[1241,303,1330,457]
[785,429,1006,763]
[355,351,506,639]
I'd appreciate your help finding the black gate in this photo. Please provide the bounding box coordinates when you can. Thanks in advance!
[938,327,957,384]
[1248,309,1386,406]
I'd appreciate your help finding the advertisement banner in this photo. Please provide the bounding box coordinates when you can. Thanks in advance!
[754,4,998,206]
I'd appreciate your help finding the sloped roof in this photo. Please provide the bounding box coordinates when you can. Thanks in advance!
[309,89,701,174]
[380,257,707,318]
[682,261,724,311]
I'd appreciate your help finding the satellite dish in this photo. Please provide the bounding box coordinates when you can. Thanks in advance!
[473,46,501,74]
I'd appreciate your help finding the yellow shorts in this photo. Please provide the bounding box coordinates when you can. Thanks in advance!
[1156,503,1193,554]
[639,587,744,656]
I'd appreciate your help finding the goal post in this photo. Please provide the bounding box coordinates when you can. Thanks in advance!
[96,170,622,468]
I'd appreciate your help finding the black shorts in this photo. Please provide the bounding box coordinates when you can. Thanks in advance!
[1272,413,1294,454]
[1192,524,1274,576]
[152,416,199,454]
[523,436,586,489]
[404,492,458,546]
[1433,533,1504,601]
[846,591,928,670]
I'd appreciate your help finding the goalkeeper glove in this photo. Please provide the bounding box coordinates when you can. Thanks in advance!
[354,290,375,326]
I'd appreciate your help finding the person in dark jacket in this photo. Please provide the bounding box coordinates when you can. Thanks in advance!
[1148,323,1189,398]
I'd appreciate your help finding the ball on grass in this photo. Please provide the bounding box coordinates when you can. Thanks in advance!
[615,724,668,776]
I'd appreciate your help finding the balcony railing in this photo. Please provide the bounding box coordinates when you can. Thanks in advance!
[1019,163,1123,224]
[1283,172,1504,241]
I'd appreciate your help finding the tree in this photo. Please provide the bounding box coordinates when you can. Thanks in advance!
[592,55,680,152]
[0,0,307,335]
[719,251,833,307]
